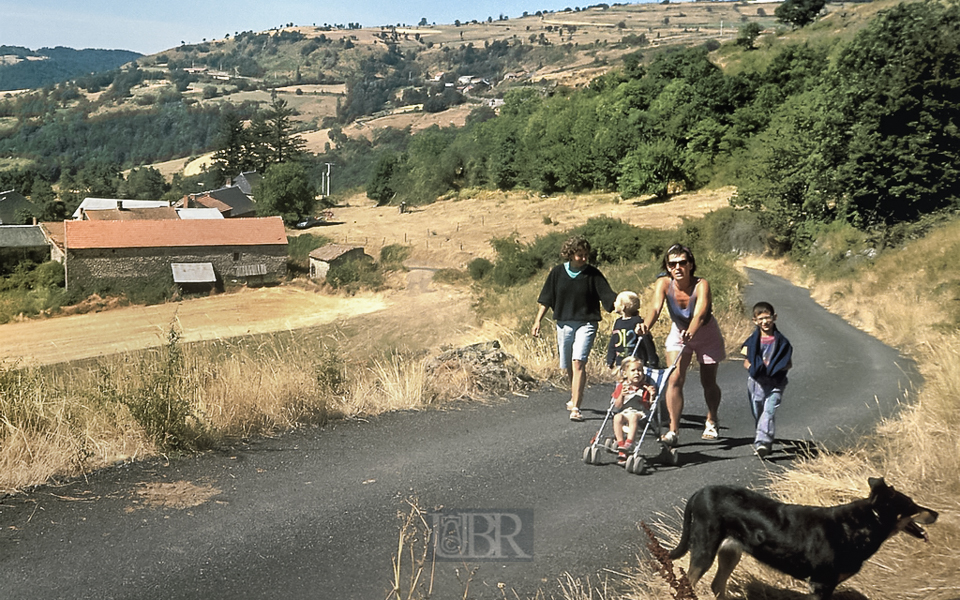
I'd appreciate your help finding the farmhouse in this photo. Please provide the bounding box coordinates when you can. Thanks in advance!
[64,217,288,290]
[308,244,368,280]
[182,185,257,218]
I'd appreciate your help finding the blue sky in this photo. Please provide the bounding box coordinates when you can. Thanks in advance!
[0,0,602,55]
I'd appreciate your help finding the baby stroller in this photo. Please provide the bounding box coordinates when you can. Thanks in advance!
[582,353,681,474]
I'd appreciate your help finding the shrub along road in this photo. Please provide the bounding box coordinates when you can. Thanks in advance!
[0,269,915,599]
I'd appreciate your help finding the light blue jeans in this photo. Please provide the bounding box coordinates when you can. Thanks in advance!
[555,321,598,370]
[747,376,784,447]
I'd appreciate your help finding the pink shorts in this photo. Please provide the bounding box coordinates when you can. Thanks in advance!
[665,318,726,365]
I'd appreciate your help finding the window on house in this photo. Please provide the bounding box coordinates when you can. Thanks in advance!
[233,252,240,261]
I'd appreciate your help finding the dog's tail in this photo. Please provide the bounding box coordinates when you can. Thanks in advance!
[668,495,694,560]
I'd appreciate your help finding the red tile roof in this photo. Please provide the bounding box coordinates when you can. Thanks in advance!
[40,222,65,250]
[65,216,287,250]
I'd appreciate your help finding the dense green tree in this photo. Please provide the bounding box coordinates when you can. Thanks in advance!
[245,113,273,172]
[118,167,168,200]
[366,152,401,205]
[736,23,763,49]
[818,0,960,226]
[212,111,253,176]
[732,92,830,249]
[77,162,123,198]
[264,96,306,164]
[393,126,458,203]
[256,162,316,223]
[28,177,57,219]
[617,140,685,199]
[775,0,827,28]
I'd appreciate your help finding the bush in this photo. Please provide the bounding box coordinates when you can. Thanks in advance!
[326,256,383,291]
[380,244,412,271]
[696,207,768,255]
[572,217,672,265]
[65,273,176,306]
[468,257,494,281]
[490,236,547,287]
[287,233,332,268]
[103,328,207,452]
[314,344,347,399]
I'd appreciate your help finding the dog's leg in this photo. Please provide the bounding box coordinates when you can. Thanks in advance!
[685,539,718,590]
[710,538,742,599]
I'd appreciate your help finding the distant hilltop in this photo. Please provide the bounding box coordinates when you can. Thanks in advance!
[0,46,142,91]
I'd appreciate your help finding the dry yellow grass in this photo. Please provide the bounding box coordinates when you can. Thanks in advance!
[326,187,735,269]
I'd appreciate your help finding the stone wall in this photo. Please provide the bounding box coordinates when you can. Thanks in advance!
[66,245,287,289]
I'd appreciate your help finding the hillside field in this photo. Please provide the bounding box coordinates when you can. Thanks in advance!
[0,188,731,368]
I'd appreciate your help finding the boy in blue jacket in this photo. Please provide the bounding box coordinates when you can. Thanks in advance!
[741,301,793,458]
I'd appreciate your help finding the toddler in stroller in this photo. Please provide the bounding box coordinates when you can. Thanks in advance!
[611,357,656,465]
[583,353,681,474]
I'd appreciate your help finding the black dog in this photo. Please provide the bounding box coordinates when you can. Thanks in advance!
[669,477,938,599]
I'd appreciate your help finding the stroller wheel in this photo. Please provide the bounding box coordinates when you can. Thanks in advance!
[631,456,647,475]
[583,446,600,465]
[590,447,601,464]
[624,455,635,472]
[604,437,617,452]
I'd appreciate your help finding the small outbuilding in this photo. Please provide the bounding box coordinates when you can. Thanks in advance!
[0,225,49,273]
[308,244,368,280]
[0,190,37,225]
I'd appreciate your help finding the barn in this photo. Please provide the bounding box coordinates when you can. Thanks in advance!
[308,244,368,280]
[64,217,288,291]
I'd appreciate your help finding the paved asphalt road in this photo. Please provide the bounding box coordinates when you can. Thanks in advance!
[0,269,917,600]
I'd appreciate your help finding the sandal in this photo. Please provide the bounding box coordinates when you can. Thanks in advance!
[569,409,584,422]
[702,421,719,440]
[565,400,576,411]
[661,430,678,447]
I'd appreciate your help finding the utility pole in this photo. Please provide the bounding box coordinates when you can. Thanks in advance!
[324,162,334,197]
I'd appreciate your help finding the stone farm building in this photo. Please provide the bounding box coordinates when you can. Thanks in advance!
[308,244,368,280]
[64,217,288,290]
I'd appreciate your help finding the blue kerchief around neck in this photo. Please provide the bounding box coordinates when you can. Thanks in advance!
[564,261,582,278]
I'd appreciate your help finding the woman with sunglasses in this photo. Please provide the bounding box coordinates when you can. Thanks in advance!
[636,244,725,445]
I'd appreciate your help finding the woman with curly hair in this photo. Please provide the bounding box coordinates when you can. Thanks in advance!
[532,236,617,421]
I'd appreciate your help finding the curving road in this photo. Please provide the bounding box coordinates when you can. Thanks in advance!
[0,269,916,599]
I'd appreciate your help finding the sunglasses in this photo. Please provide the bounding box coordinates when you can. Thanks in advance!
[667,260,689,268]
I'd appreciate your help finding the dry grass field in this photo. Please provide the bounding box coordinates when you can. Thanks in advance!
[0,188,730,369]
[322,187,735,268]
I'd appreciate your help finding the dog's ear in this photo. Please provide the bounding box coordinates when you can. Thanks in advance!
[868,477,888,495]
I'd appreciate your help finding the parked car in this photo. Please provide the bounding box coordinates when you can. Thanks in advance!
[295,216,322,229]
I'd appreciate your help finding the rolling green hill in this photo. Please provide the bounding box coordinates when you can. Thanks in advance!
[0,46,141,91]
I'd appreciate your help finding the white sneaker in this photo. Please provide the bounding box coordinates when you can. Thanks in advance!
[661,431,678,447]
